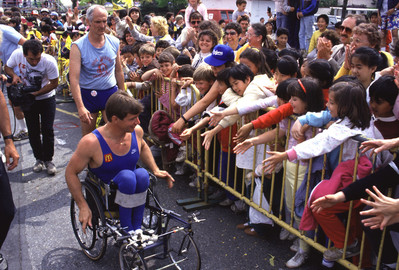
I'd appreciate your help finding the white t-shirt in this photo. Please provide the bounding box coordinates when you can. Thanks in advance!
[7,48,59,100]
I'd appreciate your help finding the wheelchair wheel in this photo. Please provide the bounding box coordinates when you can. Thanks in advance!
[167,227,201,270]
[70,182,107,261]
[119,243,148,270]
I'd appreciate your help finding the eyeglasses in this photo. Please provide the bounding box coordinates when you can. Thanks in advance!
[225,31,237,36]
[339,26,352,34]
[190,20,201,25]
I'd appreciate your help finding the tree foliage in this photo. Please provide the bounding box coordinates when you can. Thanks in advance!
[320,0,338,7]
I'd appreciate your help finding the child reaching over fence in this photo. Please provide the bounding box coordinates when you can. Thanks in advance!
[234,77,325,268]
[263,81,390,263]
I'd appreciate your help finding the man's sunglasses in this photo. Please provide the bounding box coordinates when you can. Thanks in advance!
[339,26,352,34]
[225,31,237,36]
[190,20,201,25]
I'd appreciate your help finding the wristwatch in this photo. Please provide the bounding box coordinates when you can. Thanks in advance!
[3,134,13,140]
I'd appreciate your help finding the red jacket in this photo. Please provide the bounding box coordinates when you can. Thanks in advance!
[299,156,372,231]
[251,103,294,129]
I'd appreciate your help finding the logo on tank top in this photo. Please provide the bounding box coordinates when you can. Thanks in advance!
[104,153,113,162]
[131,149,137,155]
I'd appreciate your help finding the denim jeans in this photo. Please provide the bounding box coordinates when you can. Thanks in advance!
[23,95,56,162]
[0,160,15,248]
[299,15,315,50]
[276,12,287,30]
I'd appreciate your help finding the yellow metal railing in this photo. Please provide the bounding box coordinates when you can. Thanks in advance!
[130,76,398,270]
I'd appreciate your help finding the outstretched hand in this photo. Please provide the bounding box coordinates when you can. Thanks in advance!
[179,128,192,141]
[209,111,224,127]
[233,123,253,143]
[262,151,287,174]
[359,138,399,154]
[153,169,174,188]
[233,140,253,155]
[311,192,345,213]
[201,129,215,151]
[360,186,399,230]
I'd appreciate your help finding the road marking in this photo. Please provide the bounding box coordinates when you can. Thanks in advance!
[56,108,79,119]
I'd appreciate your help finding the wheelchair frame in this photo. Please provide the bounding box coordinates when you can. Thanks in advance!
[70,170,201,270]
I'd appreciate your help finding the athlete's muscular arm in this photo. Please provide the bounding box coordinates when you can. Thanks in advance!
[115,46,125,90]
[69,44,92,125]
[65,134,99,233]
[136,126,174,188]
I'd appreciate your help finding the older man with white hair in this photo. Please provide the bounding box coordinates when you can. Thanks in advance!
[69,5,125,136]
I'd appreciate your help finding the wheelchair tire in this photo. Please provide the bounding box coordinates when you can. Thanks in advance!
[70,181,107,261]
[167,226,201,270]
[119,242,148,270]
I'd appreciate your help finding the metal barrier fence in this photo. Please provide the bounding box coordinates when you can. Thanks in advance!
[133,77,398,270]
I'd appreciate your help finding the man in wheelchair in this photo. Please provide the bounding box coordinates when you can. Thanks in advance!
[66,91,174,235]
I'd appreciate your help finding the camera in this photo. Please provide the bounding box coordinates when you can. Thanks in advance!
[7,83,39,111]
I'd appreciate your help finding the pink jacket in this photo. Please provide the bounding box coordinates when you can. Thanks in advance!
[299,156,372,231]
[185,3,208,25]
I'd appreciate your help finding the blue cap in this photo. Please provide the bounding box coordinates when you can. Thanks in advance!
[204,44,235,67]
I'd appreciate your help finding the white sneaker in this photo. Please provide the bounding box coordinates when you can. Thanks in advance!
[231,200,246,213]
[33,160,44,172]
[280,228,290,240]
[286,250,308,268]
[0,253,8,270]
[45,161,57,175]
[219,198,233,206]
[290,238,299,252]
[188,176,198,187]
[175,146,187,162]
[174,163,185,175]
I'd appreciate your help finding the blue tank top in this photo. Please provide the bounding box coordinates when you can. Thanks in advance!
[73,34,119,90]
[89,129,140,184]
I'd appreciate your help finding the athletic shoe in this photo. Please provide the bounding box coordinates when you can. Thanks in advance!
[280,228,290,240]
[208,189,225,200]
[175,146,187,162]
[13,130,29,141]
[219,198,233,206]
[188,176,198,187]
[0,253,8,270]
[33,160,44,172]
[236,222,250,230]
[323,239,360,262]
[286,250,308,268]
[290,238,299,252]
[244,227,259,237]
[231,200,246,213]
[45,161,57,175]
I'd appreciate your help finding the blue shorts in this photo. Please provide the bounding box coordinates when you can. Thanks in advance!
[81,86,118,113]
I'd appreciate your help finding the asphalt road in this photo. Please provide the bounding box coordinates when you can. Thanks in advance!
[1,97,346,270]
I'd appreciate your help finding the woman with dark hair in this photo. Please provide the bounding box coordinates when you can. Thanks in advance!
[224,22,242,52]
[140,20,150,36]
[123,28,135,45]
[235,23,276,61]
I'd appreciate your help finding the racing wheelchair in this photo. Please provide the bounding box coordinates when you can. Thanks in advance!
[70,169,202,269]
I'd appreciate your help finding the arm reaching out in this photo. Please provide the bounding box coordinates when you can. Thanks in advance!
[360,186,399,230]
[360,138,399,154]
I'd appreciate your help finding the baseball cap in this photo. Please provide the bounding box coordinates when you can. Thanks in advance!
[32,10,39,15]
[41,8,49,13]
[50,11,58,16]
[204,44,235,67]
